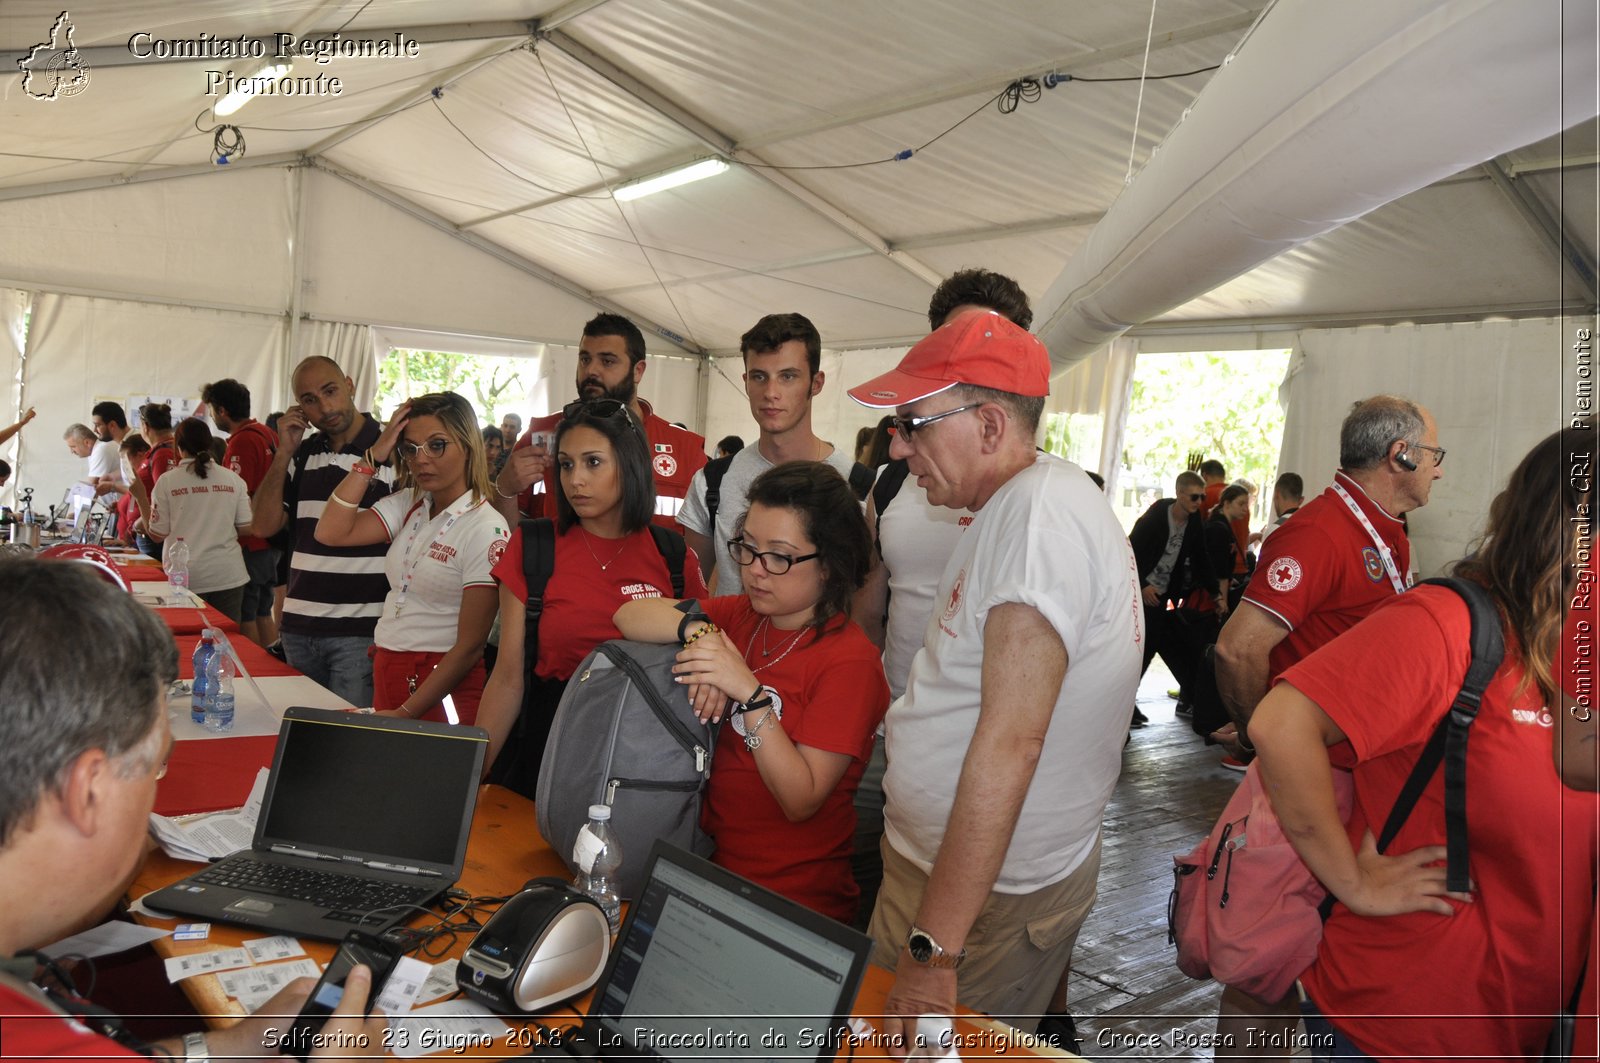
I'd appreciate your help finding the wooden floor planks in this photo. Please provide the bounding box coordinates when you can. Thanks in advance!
[1062,664,1309,1062]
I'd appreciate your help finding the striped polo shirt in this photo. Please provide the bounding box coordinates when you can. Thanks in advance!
[280,417,396,639]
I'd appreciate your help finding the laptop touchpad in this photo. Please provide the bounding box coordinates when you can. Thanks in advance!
[228,898,275,914]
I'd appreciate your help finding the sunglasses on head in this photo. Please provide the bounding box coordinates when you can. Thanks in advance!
[562,398,628,421]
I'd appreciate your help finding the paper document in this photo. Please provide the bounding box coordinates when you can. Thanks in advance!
[164,947,253,982]
[225,957,322,1012]
[388,999,511,1058]
[148,768,268,861]
[244,936,306,963]
[417,959,459,1004]
[41,921,170,960]
[374,955,431,1017]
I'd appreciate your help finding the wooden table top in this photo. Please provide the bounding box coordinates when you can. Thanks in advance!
[128,787,1069,1060]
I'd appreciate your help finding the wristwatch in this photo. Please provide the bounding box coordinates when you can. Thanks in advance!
[182,1031,211,1063]
[906,926,966,969]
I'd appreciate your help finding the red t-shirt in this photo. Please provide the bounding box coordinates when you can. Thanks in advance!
[1243,472,1411,680]
[698,596,890,923]
[223,418,277,552]
[1562,563,1600,1063]
[1199,480,1225,519]
[137,439,176,495]
[492,523,707,681]
[114,491,138,544]
[511,400,707,530]
[1286,587,1597,1061]
[0,978,146,1062]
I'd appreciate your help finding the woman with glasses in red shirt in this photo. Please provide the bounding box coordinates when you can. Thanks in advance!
[616,461,890,923]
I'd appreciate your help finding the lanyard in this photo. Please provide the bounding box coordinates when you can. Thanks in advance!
[393,492,478,613]
[1330,480,1407,595]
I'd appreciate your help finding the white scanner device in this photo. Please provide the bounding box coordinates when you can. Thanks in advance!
[458,878,611,1013]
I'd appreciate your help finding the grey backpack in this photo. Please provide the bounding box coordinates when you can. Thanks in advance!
[535,639,716,899]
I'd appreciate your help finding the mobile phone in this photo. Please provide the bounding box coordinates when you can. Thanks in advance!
[280,931,401,1058]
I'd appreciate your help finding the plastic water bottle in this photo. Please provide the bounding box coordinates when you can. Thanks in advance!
[190,631,216,723]
[205,652,236,733]
[164,537,191,591]
[572,804,622,933]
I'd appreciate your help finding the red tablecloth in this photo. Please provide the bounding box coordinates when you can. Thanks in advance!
[119,564,168,582]
[154,736,279,816]
[157,604,238,637]
[174,635,297,679]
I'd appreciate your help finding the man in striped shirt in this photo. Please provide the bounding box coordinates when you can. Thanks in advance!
[250,356,395,706]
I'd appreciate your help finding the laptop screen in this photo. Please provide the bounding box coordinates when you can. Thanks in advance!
[256,709,487,871]
[590,843,869,1061]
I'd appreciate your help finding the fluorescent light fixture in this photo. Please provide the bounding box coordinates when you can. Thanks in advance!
[612,158,730,202]
[213,60,293,117]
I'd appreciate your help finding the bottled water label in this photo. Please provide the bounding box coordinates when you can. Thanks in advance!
[573,826,603,874]
[206,693,235,732]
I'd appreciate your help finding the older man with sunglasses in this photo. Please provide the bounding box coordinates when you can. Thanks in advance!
[848,311,1142,1055]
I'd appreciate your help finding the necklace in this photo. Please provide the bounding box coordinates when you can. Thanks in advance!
[580,526,630,571]
[745,616,806,672]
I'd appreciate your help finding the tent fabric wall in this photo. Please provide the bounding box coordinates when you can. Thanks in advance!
[291,319,374,412]
[0,286,29,506]
[1047,337,1138,490]
[17,293,284,511]
[1277,317,1565,579]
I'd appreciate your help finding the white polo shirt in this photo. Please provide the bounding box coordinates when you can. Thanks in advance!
[148,460,253,593]
[371,488,509,653]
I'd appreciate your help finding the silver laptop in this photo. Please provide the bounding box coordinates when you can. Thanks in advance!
[146,707,488,942]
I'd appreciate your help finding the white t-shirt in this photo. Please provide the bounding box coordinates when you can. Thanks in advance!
[678,442,856,593]
[883,453,1144,893]
[148,460,252,593]
[874,470,969,700]
[88,440,122,503]
[371,489,509,653]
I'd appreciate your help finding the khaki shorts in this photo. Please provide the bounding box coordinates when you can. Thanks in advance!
[868,834,1101,1032]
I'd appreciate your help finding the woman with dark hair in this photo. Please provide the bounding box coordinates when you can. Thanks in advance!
[615,460,891,922]
[1249,425,1598,1061]
[482,425,506,475]
[147,418,253,620]
[1204,482,1248,617]
[315,392,508,724]
[129,402,177,559]
[476,398,708,794]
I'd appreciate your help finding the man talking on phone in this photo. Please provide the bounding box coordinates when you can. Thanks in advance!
[0,559,386,1061]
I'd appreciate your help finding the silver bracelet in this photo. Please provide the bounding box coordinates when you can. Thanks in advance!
[743,707,776,751]
[494,479,518,499]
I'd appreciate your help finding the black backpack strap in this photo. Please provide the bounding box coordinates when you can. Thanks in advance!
[702,454,733,565]
[871,458,911,559]
[648,524,688,599]
[1374,577,1504,893]
[520,518,556,692]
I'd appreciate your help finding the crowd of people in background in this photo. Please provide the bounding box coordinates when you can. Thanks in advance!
[0,266,1594,1063]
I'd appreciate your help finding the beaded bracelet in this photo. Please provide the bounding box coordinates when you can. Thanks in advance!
[682,623,720,647]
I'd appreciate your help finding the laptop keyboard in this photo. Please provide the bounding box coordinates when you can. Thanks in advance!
[194,859,436,918]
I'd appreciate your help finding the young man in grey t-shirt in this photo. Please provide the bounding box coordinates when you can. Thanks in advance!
[678,312,853,593]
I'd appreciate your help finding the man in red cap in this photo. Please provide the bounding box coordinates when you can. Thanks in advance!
[848,311,1142,1052]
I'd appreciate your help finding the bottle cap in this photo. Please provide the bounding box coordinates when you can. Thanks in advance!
[588,804,611,821]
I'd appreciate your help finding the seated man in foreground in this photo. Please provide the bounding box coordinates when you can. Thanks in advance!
[0,559,384,1060]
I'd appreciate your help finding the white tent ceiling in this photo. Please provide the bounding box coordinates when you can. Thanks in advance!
[0,0,1591,365]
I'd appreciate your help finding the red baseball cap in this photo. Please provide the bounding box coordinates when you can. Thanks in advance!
[847,310,1050,409]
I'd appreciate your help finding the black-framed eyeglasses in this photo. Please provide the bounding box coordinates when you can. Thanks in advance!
[727,539,819,575]
[397,438,453,460]
[888,402,984,439]
[1408,443,1446,468]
